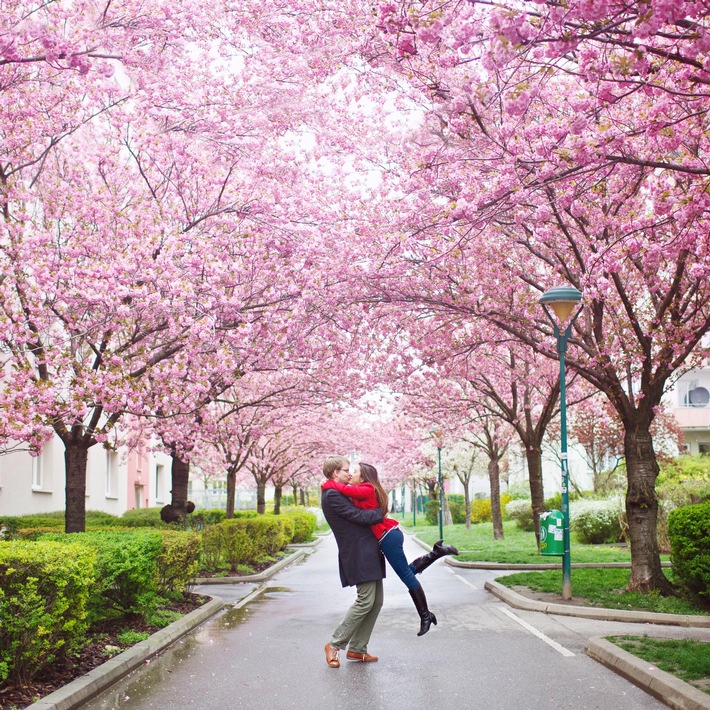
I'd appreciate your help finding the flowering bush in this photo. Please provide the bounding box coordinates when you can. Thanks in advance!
[570,498,625,544]
[504,499,534,531]
[471,498,492,524]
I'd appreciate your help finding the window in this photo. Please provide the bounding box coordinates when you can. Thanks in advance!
[678,380,710,407]
[679,380,698,407]
[32,454,44,490]
[699,443,710,456]
[105,450,118,498]
[31,441,52,492]
[155,463,165,504]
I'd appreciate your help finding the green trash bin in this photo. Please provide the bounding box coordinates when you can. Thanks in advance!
[540,510,564,556]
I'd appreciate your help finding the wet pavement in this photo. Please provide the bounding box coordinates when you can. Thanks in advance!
[77,533,705,710]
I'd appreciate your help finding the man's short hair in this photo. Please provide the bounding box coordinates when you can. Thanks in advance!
[323,455,349,480]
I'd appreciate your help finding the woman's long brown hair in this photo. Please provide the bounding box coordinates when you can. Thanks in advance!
[358,463,389,517]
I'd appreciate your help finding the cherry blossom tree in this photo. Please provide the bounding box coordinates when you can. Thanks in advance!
[0,0,401,532]
[361,0,710,592]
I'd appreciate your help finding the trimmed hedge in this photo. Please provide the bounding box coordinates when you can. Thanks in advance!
[284,511,317,543]
[0,541,96,684]
[668,502,710,607]
[155,530,201,596]
[203,519,256,572]
[1,511,124,536]
[201,512,316,573]
[41,531,164,622]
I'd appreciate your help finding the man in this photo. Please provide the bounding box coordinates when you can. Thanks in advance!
[321,455,385,668]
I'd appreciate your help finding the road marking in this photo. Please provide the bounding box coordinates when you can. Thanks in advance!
[498,607,576,657]
[448,568,478,590]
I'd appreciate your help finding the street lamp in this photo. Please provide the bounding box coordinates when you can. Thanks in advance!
[539,285,583,601]
[429,429,444,541]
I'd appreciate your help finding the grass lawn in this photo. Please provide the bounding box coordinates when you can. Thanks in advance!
[496,567,709,615]
[609,636,710,695]
[403,519,640,564]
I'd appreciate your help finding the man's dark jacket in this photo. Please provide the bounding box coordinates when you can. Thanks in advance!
[322,488,386,587]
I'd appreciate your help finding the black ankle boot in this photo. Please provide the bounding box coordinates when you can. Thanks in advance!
[409,585,437,636]
[411,539,459,575]
[433,539,459,556]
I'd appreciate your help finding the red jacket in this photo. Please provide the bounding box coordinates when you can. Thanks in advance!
[322,480,398,540]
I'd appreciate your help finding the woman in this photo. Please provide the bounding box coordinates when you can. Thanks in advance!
[322,462,458,636]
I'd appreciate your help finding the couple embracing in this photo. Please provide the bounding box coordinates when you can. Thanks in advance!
[321,455,458,669]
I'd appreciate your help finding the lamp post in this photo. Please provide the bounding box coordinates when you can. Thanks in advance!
[429,429,444,541]
[539,285,583,601]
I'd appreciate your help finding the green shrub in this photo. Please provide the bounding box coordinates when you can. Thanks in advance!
[570,498,624,544]
[42,531,163,622]
[186,509,226,531]
[155,531,201,596]
[505,499,534,531]
[247,517,287,557]
[279,515,295,542]
[201,524,225,571]
[545,493,563,511]
[86,510,124,527]
[423,498,466,525]
[201,515,298,572]
[3,515,64,533]
[0,541,96,684]
[211,519,256,572]
[284,512,317,543]
[16,527,64,540]
[424,500,439,526]
[0,510,122,534]
[668,502,710,607]
[447,500,466,524]
[121,508,164,528]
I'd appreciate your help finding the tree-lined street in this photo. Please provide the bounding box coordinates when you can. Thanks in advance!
[4,3,710,703]
[78,534,699,710]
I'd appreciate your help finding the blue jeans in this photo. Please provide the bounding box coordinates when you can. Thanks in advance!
[378,527,421,591]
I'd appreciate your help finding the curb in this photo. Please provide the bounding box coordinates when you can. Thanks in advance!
[30,596,225,710]
[195,545,312,584]
[586,637,710,710]
[484,579,710,628]
[447,557,672,570]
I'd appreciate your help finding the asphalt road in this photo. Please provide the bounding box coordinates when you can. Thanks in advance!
[79,533,682,710]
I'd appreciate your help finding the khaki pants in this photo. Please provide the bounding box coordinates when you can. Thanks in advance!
[330,580,384,654]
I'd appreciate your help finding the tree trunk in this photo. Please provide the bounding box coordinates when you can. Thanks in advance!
[300,488,306,506]
[256,480,266,514]
[226,466,236,519]
[442,492,453,525]
[463,477,472,531]
[525,447,545,550]
[64,444,89,533]
[274,485,283,515]
[488,458,504,540]
[624,426,673,593]
[170,454,190,524]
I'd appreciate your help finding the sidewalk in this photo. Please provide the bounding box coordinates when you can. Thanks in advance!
[33,535,710,710]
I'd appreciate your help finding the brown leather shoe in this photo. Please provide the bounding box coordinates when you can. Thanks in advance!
[346,650,378,662]
[325,643,340,668]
